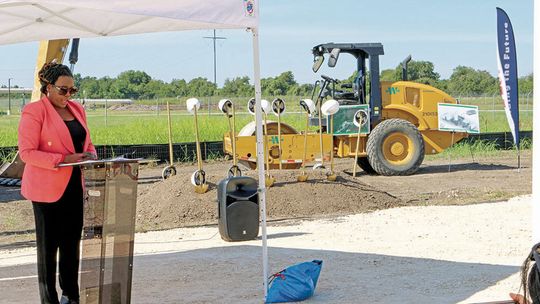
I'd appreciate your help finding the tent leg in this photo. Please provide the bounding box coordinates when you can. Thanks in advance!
[251,27,269,299]
[534,3,540,243]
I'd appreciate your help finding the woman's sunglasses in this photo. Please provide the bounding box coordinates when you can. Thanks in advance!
[51,84,78,96]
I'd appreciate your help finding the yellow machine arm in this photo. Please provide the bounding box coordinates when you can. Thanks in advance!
[31,39,70,101]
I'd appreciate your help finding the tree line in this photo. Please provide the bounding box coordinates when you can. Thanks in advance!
[73,61,533,100]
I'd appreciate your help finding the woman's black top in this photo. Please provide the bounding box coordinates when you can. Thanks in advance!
[64,119,86,153]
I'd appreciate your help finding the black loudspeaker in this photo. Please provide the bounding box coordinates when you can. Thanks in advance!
[217,176,259,242]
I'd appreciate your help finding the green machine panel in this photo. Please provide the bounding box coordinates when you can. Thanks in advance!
[328,104,370,135]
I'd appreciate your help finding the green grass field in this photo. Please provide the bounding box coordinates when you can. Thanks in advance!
[0,111,318,146]
[0,96,533,147]
[426,137,531,161]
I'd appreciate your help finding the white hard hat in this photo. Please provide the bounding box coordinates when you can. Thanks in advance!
[353,109,369,127]
[218,99,233,114]
[186,97,201,114]
[247,98,256,115]
[321,99,339,116]
[299,99,316,116]
[261,99,271,114]
[272,98,286,116]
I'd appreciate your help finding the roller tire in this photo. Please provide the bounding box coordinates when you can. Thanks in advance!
[356,157,377,175]
[366,119,424,176]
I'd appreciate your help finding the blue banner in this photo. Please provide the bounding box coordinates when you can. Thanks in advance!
[496,7,520,148]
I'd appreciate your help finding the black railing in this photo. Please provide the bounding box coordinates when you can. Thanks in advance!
[0,131,532,164]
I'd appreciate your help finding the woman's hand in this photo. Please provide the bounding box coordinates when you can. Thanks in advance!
[82,152,98,161]
[509,293,527,304]
[62,152,97,164]
[63,153,85,163]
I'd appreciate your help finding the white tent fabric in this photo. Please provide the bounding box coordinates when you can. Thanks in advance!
[0,0,258,44]
[0,0,271,299]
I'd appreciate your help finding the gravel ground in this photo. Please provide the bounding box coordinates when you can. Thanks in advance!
[0,195,534,303]
[0,152,533,303]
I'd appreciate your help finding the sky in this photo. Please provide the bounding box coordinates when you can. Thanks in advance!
[0,0,534,88]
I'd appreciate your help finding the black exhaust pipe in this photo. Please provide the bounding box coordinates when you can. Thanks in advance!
[401,55,412,81]
[69,38,80,73]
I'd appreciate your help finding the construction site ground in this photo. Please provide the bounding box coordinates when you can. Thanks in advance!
[0,150,532,246]
[0,151,534,303]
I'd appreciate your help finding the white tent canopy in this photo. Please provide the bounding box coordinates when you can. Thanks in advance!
[0,0,271,299]
[0,0,258,44]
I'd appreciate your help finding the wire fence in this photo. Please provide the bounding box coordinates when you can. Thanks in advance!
[0,92,30,115]
[0,131,533,166]
[0,93,534,148]
[455,93,534,112]
[0,92,534,116]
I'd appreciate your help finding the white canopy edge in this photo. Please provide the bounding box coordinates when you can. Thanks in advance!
[0,0,258,45]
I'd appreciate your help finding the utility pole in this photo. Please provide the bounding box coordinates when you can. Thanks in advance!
[203,30,227,86]
[203,30,226,115]
[7,78,12,116]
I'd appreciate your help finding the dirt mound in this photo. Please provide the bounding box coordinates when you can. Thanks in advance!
[136,162,404,231]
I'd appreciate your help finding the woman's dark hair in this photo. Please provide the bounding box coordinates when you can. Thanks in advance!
[520,243,540,304]
[38,61,73,94]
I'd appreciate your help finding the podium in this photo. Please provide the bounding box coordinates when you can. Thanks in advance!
[59,158,140,304]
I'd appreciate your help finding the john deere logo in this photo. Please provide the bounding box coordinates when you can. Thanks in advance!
[386,87,400,95]
[270,136,283,144]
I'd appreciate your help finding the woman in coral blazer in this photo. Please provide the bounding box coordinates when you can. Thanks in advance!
[18,62,96,304]
[509,242,540,304]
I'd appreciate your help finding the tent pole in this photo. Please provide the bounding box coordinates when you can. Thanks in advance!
[533,0,540,243]
[251,27,269,298]
[517,146,521,173]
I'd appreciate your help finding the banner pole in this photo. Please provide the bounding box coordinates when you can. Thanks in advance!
[448,131,455,173]
[517,146,521,173]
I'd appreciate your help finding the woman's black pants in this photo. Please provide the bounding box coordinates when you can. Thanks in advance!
[32,168,83,304]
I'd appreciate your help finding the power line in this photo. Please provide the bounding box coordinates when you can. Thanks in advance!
[203,30,226,86]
